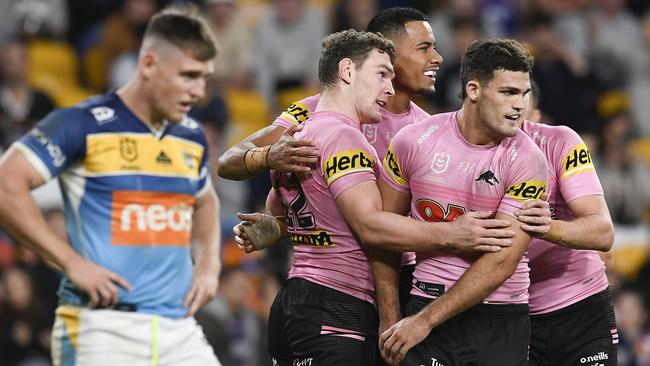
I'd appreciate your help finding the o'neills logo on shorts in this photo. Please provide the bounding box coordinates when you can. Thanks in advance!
[290,231,334,247]
[562,143,595,179]
[111,191,195,246]
[323,149,373,185]
[505,180,546,202]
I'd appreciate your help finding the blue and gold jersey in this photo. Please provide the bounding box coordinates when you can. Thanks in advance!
[15,92,211,318]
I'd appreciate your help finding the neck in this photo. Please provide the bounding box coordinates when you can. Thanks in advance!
[456,102,499,145]
[385,88,412,114]
[117,79,164,130]
[316,89,361,127]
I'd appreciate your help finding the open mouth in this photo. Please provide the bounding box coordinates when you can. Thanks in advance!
[376,100,386,107]
[424,70,437,79]
[505,114,521,122]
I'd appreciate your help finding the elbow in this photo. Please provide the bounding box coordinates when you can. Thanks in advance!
[215,156,242,181]
[598,222,615,252]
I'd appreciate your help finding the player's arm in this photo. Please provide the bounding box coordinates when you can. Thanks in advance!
[233,188,288,253]
[0,147,131,307]
[546,195,613,251]
[184,182,221,316]
[369,179,411,336]
[216,124,319,180]
[379,212,531,364]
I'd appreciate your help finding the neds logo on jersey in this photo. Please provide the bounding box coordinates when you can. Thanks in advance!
[506,180,546,202]
[562,143,594,178]
[112,191,195,246]
[280,101,311,125]
[383,145,407,186]
[323,149,373,185]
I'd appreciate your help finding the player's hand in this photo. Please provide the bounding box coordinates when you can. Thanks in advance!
[268,124,319,173]
[380,313,431,365]
[233,212,283,252]
[515,193,551,238]
[184,266,219,317]
[65,256,132,308]
[446,211,515,253]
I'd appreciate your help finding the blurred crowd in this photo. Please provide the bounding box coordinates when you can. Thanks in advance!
[0,0,650,365]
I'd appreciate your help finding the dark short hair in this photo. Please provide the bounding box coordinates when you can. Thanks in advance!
[366,7,428,38]
[318,30,396,88]
[459,38,534,99]
[144,8,217,61]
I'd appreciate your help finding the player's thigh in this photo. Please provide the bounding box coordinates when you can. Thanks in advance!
[555,300,617,366]
[529,317,550,366]
[267,286,292,366]
[158,316,221,366]
[51,306,152,366]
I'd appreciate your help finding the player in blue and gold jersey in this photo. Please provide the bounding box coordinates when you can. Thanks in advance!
[0,8,222,366]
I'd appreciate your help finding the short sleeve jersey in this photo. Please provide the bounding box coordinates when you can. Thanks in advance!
[271,111,382,304]
[15,92,210,318]
[521,120,608,315]
[381,112,549,303]
[273,95,429,265]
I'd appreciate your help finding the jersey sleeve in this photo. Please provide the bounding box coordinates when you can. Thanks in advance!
[321,127,377,199]
[380,127,413,194]
[272,95,319,128]
[498,139,549,217]
[552,126,603,202]
[13,108,89,181]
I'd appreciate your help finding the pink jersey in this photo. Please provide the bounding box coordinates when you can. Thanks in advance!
[381,112,549,303]
[271,111,382,304]
[273,95,429,265]
[521,120,608,315]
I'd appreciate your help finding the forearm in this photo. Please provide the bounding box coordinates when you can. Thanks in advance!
[0,187,78,270]
[191,191,222,276]
[549,214,614,251]
[420,249,521,329]
[358,211,451,252]
[368,248,402,325]
[216,140,257,180]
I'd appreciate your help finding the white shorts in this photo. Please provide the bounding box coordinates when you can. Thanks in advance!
[51,306,221,366]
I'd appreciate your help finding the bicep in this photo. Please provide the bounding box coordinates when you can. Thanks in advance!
[566,195,611,220]
[0,147,47,190]
[378,178,410,215]
[335,181,382,234]
[243,125,286,146]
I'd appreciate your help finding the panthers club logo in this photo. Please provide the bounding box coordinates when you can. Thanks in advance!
[475,170,499,185]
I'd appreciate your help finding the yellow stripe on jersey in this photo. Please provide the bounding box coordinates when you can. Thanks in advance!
[56,306,80,348]
[505,180,547,202]
[383,144,408,186]
[84,134,204,178]
[279,101,311,126]
[323,149,374,186]
[561,143,595,179]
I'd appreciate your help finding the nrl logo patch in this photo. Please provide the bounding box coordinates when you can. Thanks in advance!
[431,152,450,174]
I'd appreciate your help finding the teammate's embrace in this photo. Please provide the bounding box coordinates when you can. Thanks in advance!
[0,8,222,366]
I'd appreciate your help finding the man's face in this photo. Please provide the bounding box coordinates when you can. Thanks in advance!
[392,21,442,95]
[0,42,28,84]
[351,49,395,124]
[476,70,530,139]
[146,46,213,123]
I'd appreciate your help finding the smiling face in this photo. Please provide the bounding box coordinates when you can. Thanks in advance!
[475,69,531,139]
[391,21,443,95]
[351,49,395,124]
[142,43,214,123]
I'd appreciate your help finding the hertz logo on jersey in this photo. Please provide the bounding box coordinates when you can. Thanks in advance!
[323,149,373,185]
[280,101,311,126]
[562,143,595,179]
[505,180,547,202]
[383,144,407,186]
[290,231,334,247]
[111,191,195,246]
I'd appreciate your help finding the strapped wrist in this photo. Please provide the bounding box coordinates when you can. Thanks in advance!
[540,220,564,243]
[244,145,271,176]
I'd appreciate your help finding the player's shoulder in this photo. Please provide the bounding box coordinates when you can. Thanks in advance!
[408,101,431,121]
[278,94,320,126]
[396,111,453,142]
[500,128,547,165]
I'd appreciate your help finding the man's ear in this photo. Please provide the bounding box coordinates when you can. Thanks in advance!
[139,52,156,80]
[339,58,353,85]
[466,80,480,103]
